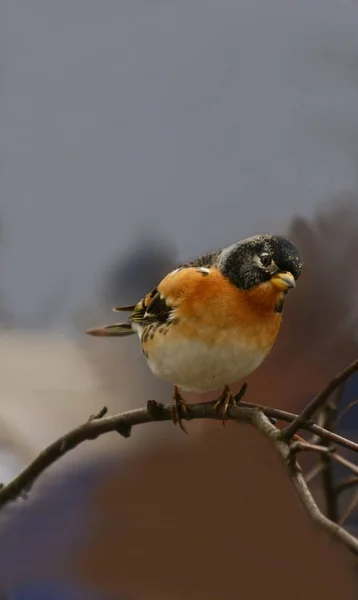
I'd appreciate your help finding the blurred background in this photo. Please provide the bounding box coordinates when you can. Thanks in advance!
[1,0,358,598]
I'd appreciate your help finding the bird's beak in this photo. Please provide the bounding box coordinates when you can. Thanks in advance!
[270,271,296,290]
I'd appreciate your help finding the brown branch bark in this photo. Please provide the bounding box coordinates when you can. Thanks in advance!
[288,441,358,478]
[1,397,358,557]
[336,477,358,494]
[0,399,356,510]
[239,401,358,451]
[319,388,342,523]
[334,453,358,478]
[243,410,358,556]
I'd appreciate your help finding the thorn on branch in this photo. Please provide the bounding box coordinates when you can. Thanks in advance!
[88,406,108,422]
[114,422,132,438]
[234,381,248,403]
[87,407,131,437]
[147,400,165,419]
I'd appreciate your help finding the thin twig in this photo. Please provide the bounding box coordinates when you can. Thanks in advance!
[289,441,358,478]
[0,399,357,558]
[339,490,358,527]
[333,399,358,430]
[289,467,358,555]
[319,386,343,523]
[336,477,358,494]
[252,411,358,556]
[334,453,358,478]
[0,400,257,509]
[290,441,333,455]
[1,398,358,511]
[281,359,358,440]
[239,401,358,451]
[0,369,357,560]
[88,406,108,422]
[305,463,324,484]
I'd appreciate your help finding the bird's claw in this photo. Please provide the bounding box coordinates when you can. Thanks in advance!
[171,385,191,434]
[214,382,248,426]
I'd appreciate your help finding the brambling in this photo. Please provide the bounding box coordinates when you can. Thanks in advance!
[87,235,302,432]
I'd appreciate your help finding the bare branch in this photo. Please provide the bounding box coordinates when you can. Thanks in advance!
[88,406,108,421]
[288,440,358,478]
[289,467,358,556]
[333,399,358,430]
[339,491,358,528]
[319,389,342,523]
[334,453,358,478]
[280,359,358,440]
[1,398,358,510]
[290,441,334,455]
[336,477,358,494]
[239,401,358,452]
[2,357,358,557]
[248,411,358,556]
[305,463,324,484]
[0,398,358,557]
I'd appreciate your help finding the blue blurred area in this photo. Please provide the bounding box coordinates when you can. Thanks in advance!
[7,580,114,600]
[331,374,358,532]
[0,459,119,592]
[338,374,358,432]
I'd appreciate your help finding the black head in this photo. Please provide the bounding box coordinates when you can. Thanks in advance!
[217,234,303,291]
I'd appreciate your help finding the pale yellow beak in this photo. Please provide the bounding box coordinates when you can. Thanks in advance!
[270,271,296,290]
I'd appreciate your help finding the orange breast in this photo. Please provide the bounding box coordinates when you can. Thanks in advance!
[159,268,283,350]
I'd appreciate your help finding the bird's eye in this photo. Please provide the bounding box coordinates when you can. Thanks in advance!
[259,253,272,268]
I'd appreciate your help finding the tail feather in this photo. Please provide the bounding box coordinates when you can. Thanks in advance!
[113,304,136,312]
[86,322,134,337]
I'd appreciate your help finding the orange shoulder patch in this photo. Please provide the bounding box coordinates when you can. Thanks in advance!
[157,267,211,306]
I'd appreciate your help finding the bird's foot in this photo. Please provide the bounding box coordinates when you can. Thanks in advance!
[171,385,191,434]
[214,382,248,426]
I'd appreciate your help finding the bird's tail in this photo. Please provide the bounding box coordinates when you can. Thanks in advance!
[86,322,134,337]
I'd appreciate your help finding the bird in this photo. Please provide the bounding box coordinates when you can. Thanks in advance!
[87,235,303,432]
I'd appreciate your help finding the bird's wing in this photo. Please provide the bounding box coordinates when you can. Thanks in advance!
[114,266,213,326]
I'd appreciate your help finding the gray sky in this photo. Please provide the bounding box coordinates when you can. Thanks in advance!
[1,0,358,325]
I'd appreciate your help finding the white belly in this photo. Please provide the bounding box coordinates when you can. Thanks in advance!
[145,337,268,392]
